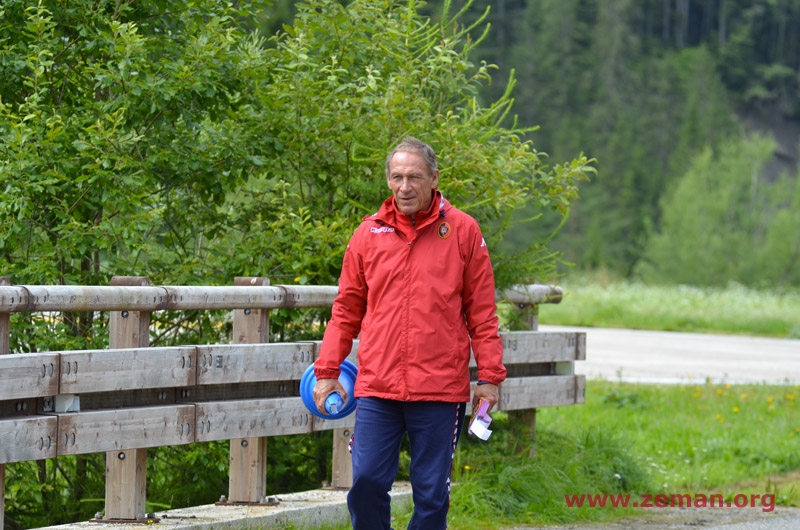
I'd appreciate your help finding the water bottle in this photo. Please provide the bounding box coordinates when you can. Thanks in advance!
[325,392,344,414]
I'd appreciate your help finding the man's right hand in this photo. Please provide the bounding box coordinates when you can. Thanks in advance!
[313,378,347,414]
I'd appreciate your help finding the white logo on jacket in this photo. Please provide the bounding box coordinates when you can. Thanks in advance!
[370,226,395,233]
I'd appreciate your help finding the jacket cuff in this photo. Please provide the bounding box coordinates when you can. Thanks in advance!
[314,363,341,380]
[477,366,506,385]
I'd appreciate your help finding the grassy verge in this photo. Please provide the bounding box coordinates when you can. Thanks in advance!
[535,273,800,338]
[312,380,800,530]
[316,415,650,530]
[542,381,800,495]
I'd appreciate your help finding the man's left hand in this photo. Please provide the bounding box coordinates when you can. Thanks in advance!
[472,383,499,413]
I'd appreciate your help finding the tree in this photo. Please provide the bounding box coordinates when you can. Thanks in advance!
[500,0,737,273]
[1,0,591,297]
[636,134,800,287]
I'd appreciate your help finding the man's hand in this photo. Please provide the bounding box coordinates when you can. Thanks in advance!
[313,378,347,414]
[472,383,499,413]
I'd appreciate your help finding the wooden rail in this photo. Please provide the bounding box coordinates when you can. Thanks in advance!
[0,277,582,528]
[0,284,560,313]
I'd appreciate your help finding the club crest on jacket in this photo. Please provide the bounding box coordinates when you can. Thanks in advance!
[438,221,451,239]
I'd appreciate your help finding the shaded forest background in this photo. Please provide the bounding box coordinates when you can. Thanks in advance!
[447,0,800,286]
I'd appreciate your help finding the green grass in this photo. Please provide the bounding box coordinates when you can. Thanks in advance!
[313,414,651,529]
[308,380,800,530]
[542,381,800,493]
[536,273,800,338]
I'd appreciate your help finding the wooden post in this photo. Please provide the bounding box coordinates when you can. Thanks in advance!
[104,276,151,520]
[328,336,353,488]
[1,277,8,530]
[513,303,538,458]
[517,302,539,331]
[331,425,353,489]
[228,277,269,503]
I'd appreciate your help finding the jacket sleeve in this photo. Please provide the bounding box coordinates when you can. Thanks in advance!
[315,227,367,380]
[461,219,506,385]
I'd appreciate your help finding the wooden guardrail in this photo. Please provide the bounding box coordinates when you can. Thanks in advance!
[0,276,585,529]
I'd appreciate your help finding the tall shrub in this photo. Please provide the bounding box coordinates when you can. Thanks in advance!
[0,0,593,350]
[636,135,800,287]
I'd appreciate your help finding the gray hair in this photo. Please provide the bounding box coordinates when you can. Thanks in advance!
[385,136,438,176]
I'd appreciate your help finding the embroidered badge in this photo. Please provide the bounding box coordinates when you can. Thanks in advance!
[438,221,451,239]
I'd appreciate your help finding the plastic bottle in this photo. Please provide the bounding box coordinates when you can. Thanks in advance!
[325,393,344,414]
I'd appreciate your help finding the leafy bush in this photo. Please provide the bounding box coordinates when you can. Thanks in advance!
[0,0,593,303]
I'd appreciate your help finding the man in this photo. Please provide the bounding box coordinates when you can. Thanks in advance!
[313,137,506,529]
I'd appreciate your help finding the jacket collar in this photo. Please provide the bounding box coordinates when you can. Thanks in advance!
[368,189,448,230]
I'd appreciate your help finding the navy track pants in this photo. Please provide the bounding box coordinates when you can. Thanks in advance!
[346,397,466,530]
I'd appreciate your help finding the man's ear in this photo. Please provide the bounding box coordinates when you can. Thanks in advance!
[432,169,440,188]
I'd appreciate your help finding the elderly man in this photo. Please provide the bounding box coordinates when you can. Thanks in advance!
[313,136,506,529]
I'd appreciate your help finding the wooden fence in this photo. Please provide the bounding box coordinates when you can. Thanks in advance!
[0,276,585,529]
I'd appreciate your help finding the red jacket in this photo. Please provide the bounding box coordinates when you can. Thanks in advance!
[315,190,506,402]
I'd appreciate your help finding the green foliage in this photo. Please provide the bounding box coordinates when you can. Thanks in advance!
[636,135,800,288]
[468,0,800,277]
[244,0,593,287]
[715,2,800,113]
[147,443,230,509]
[0,0,592,350]
[504,6,737,273]
[6,456,106,529]
[267,432,333,493]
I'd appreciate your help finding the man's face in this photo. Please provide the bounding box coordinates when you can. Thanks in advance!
[387,151,439,219]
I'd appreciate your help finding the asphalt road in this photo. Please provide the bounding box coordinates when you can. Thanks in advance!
[539,325,800,385]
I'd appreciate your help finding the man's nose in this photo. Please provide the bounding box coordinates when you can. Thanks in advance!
[400,177,412,191]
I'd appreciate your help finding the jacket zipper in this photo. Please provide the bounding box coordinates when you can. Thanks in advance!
[402,231,412,401]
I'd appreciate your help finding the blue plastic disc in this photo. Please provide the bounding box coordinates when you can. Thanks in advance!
[300,360,358,420]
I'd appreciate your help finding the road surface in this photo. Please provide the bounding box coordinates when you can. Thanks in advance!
[539,325,800,385]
